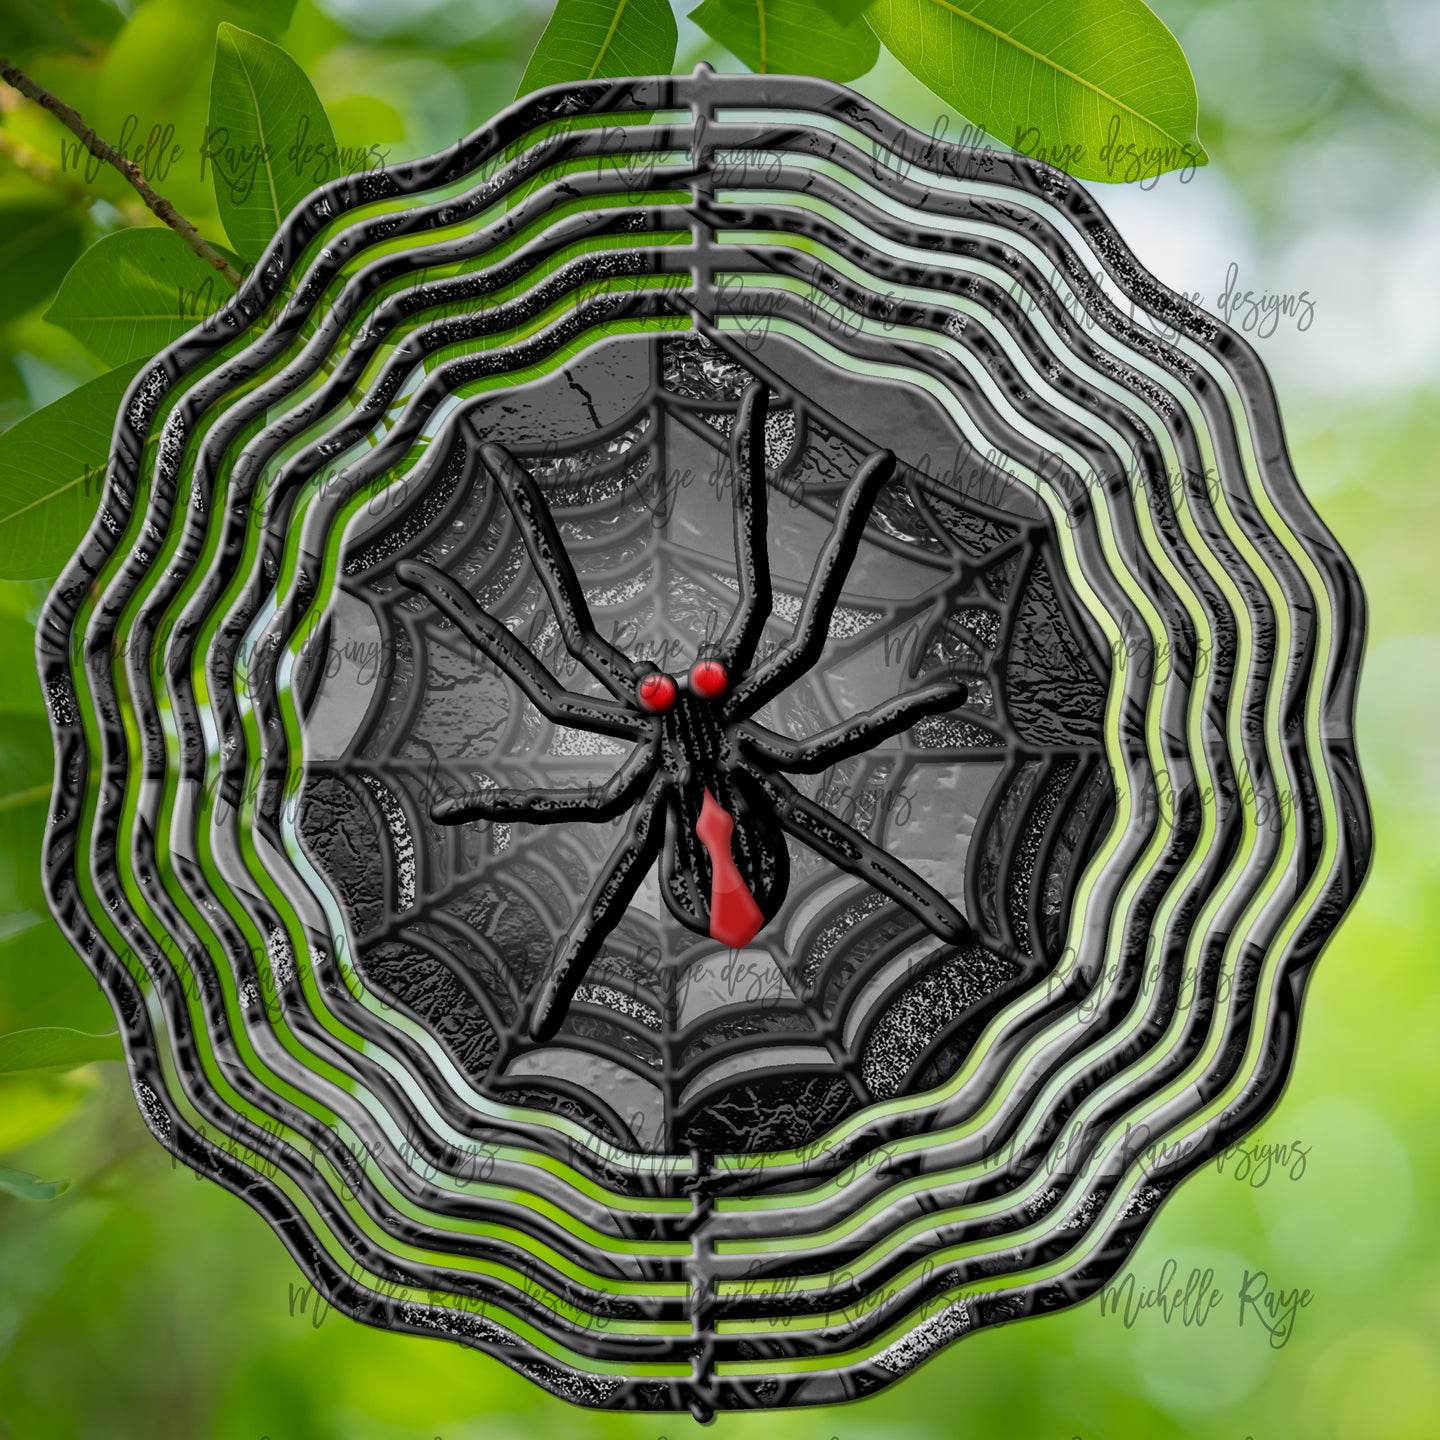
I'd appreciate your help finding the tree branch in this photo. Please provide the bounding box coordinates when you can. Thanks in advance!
[0,56,243,288]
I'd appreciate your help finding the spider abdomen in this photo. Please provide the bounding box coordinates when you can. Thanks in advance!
[660,767,789,945]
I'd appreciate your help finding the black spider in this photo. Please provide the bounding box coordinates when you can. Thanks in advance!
[397,381,971,1042]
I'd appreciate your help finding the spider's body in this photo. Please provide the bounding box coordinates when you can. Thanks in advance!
[398,381,972,1041]
[649,661,789,949]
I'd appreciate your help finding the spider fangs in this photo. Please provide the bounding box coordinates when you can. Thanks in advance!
[397,381,973,1042]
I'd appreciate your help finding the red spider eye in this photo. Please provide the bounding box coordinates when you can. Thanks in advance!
[689,659,729,699]
[636,672,677,713]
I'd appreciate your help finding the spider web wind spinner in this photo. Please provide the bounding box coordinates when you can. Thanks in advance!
[39,71,1369,1416]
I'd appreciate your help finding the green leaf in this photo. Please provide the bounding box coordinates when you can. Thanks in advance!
[205,23,340,265]
[0,1027,122,1074]
[0,201,86,326]
[0,363,145,582]
[865,0,1206,184]
[49,230,240,360]
[0,916,114,1036]
[0,611,45,715]
[0,714,51,800]
[517,0,678,96]
[0,0,123,63]
[691,0,879,80]
[0,1163,68,1201]
[814,0,877,19]
[44,229,234,369]
[0,714,56,919]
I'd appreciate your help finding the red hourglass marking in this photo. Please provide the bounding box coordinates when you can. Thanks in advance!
[695,788,765,948]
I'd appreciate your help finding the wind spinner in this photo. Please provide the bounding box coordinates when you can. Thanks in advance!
[39,70,1369,1416]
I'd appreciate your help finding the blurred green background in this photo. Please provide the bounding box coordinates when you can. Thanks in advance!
[0,1,1436,1436]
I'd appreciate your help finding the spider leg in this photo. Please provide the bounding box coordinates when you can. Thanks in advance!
[396,559,649,739]
[742,765,970,944]
[479,441,646,703]
[431,740,656,825]
[527,775,668,1042]
[725,447,895,717]
[714,380,772,671]
[737,676,968,773]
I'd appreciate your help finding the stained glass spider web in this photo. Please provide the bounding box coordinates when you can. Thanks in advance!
[295,327,1114,1155]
